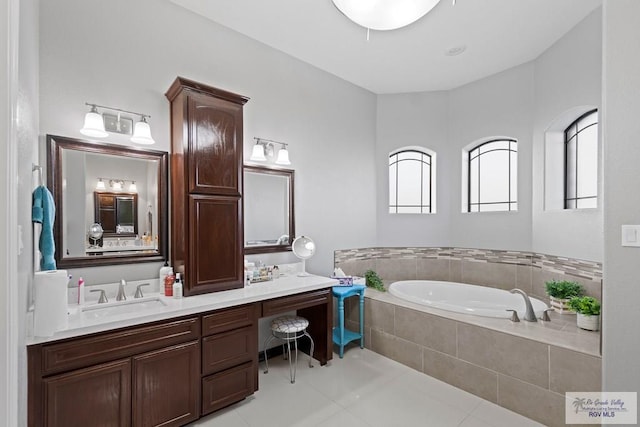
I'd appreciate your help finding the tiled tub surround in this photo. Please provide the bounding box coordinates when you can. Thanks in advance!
[335,247,603,303]
[335,248,602,427]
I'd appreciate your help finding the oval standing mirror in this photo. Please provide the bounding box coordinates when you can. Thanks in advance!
[243,165,295,254]
[47,135,168,268]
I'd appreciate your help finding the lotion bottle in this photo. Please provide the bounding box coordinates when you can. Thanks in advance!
[77,277,85,305]
[159,261,173,296]
[173,273,183,299]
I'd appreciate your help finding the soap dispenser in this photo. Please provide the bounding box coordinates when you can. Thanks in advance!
[173,273,183,299]
[159,261,173,296]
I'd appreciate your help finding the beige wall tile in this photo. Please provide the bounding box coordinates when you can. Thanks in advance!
[450,260,463,282]
[458,324,549,388]
[394,307,457,355]
[375,258,417,281]
[364,299,395,334]
[498,375,567,427]
[416,259,450,281]
[461,261,517,290]
[337,259,375,277]
[423,348,498,403]
[516,265,533,294]
[550,346,602,393]
[370,329,422,371]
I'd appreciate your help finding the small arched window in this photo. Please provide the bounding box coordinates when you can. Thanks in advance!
[389,148,435,214]
[467,139,517,212]
[565,110,598,209]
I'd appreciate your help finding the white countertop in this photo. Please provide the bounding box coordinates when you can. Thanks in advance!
[27,274,338,346]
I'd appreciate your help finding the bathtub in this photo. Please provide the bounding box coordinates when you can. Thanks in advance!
[388,280,548,319]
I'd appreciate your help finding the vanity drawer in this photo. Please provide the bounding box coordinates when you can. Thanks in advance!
[41,317,200,375]
[202,304,257,336]
[201,362,254,415]
[262,289,330,317]
[202,325,256,375]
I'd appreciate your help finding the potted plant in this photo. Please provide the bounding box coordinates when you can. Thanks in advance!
[545,280,583,314]
[364,270,385,292]
[568,296,601,331]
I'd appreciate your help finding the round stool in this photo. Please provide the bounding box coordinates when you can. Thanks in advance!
[263,315,315,384]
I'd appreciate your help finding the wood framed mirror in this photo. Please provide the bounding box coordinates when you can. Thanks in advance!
[243,165,295,254]
[47,135,168,268]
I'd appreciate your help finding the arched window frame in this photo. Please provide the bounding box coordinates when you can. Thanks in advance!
[388,147,436,214]
[466,138,518,212]
[564,109,598,209]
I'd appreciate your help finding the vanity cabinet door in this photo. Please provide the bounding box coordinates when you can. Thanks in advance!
[186,91,243,196]
[132,341,200,427]
[43,358,131,427]
[187,195,243,295]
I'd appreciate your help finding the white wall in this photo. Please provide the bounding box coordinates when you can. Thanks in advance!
[602,0,640,403]
[376,91,450,246]
[447,63,535,251]
[532,8,603,261]
[39,0,378,283]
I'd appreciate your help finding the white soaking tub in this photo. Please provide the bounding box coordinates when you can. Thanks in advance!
[388,280,548,319]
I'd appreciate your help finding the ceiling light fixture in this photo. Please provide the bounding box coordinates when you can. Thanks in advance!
[80,102,155,144]
[249,137,292,166]
[331,0,442,31]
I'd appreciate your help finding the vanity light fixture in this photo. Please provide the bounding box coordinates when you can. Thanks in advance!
[250,137,292,166]
[110,180,123,191]
[331,0,442,31]
[80,102,155,145]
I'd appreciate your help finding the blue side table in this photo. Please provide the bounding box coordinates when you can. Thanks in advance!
[332,284,366,358]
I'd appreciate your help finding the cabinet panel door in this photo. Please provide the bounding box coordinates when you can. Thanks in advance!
[201,362,254,415]
[187,195,243,295]
[187,92,243,196]
[202,325,256,375]
[132,341,200,427]
[44,359,131,427]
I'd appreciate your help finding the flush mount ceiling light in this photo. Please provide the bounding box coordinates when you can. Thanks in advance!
[80,102,155,144]
[331,0,442,31]
[250,137,292,166]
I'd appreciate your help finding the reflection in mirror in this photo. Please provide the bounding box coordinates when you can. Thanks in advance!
[244,165,295,254]
[47,135,168,267]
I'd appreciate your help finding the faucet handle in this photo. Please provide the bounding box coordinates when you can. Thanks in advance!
[90,289,108,304]
[134,283,150,299]
[506,309,520,322]
[539,308,553,322]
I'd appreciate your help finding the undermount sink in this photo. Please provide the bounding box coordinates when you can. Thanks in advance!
[81,296,167,319]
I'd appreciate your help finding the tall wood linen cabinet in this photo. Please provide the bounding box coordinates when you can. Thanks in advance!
[165,77,249,296]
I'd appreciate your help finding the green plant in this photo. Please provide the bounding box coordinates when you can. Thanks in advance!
[545,280,583,299]
[364,270,385,292]
[568,296,600,316]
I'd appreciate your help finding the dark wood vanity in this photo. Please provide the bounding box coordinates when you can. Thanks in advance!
[165,77,248,296]
[28,287,333,426]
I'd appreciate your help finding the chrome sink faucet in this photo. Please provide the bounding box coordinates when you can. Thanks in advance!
[509,288,537,322]
[116,279,127,301]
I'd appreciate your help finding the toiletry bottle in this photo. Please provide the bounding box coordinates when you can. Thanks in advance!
[164,274,174,297]
[173,273,183,299]
[77,277,85,305]
[159,261,173,296]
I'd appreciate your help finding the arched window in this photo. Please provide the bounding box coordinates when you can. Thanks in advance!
[565,110,598,209]
[389,148,435,214]
[468,139,517,212]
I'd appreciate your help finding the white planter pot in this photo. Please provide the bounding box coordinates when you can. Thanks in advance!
[576,313,600,331]
[549,296,574,314]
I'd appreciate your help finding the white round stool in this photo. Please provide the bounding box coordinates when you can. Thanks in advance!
[263,315,315,384]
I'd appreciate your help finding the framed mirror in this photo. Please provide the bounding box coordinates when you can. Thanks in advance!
[47,135,168,267]
[243,165,295,254]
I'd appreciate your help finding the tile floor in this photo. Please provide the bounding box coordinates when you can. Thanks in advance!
[190,347,544,427]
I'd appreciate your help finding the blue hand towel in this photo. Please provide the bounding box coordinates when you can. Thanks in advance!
[32,186,57,271]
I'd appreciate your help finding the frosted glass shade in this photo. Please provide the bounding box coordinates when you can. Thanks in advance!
[275,148,291,165]
[131,119,155,145]
[96,179,106,190]
[332,0,441,31]
[129,181,137,192]
[80,111,108,138]
[250,144,267,161]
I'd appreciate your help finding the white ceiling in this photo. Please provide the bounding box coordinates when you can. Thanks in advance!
[170,0,602,94]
